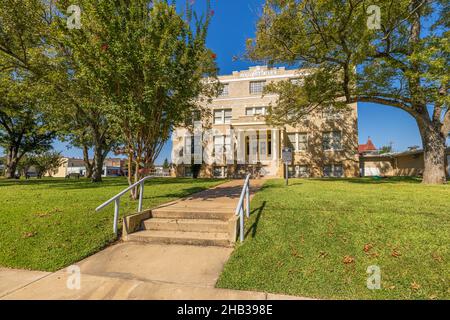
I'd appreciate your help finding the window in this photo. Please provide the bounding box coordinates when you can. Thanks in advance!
[214,135,231,156]
[213,109,232,124]
[286,132,308,152]
[288,165,309,178]
[184,166,193,177]
[249,81,266,94]
[287,133,296,150]
[323,131,342,151]
[213,166,226,178]
[224,109,232,124]
[323,164,343,177]
[323,106,343,120]
[245,106,267,116]
[184,135,194,156]
[298,133,308,151]
[219,83,229,97]
[297,165,309,177]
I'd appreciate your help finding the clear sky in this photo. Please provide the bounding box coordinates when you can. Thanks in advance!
[52,0,434,163]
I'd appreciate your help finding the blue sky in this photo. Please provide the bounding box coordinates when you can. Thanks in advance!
[53,0,429,163]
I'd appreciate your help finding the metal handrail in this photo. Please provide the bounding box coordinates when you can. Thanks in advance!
[96,175,165,235]
[235,174,251,242]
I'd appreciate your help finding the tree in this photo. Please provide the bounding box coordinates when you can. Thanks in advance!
[30,151,63,178]
[379,145,393,154]
[163,158,170,169]
[249,0,449,184]
[0,74,55,178]
[0,0,117,183]
[51,0,219,196]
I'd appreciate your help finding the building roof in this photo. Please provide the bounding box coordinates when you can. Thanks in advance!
[360,147,450,159]
[358,138,377,153]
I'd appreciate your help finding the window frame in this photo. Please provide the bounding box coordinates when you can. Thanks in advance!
[286,132,308,152]
[219,83,229,97]
[213,108,232,125]
[245,106,267,116]
[323,164,344,177]
[249,80,266,95]
[322,131,342,151]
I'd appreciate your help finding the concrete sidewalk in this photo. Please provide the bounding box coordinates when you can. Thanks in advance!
[0,243,310,300]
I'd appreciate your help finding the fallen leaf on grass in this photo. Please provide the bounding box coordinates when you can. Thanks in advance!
[431,253,443,263]
[391,249,401,258]
[343,256,355,264]
[387,285,396,290]
[363,243,374,253]
[411,281,421,290]
[23,231,37,238]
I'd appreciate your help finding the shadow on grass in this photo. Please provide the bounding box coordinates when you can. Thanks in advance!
[0,177,223,191]
[245,201,266,239]
[309,177,423,184]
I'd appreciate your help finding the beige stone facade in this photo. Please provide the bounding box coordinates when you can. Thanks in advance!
[172,66,359,178]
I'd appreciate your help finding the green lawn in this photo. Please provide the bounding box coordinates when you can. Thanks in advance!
[217,177,450,300]
[0,177,223,272]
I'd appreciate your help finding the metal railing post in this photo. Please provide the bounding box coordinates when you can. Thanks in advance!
[239,206,244,242]
[113,198,120,235]
[138,182,144,212]
[246,183,250,218]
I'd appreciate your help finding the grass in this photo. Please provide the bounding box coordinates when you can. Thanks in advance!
[217,177,450,300]
[0,177,224,272]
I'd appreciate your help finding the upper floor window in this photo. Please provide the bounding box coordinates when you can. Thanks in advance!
[249,80,266,94]
[219,83,229,97]
[286,132,308,152]
[323,131,342,151]
[213,108,232,124]
[323,106,343,120]
[245,106,267,116]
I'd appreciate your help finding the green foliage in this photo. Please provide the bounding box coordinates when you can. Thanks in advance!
[163,158,170,169]
[379,145,393,154]
[250,0,449,183]
[27,151,64,177]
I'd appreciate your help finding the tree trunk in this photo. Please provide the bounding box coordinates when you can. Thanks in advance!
[419,120,447,184]
[91,146,105,183]
[82,144,93,178]
[5,148,19,179]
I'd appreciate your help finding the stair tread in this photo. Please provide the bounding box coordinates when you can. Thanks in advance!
[154,207,234,213]
[144,218,229,225]
[129,230,229,240]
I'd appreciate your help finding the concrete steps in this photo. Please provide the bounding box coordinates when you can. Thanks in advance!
[143,218,229,233]
[121,179,265,248]
[127,230,232,247]
[151,207,234,221]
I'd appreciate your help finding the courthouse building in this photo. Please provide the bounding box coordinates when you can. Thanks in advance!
[172,66,359,178]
